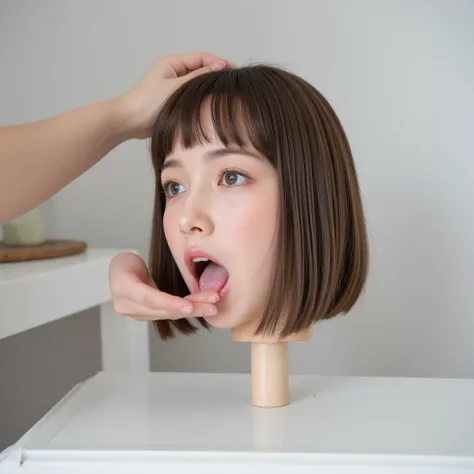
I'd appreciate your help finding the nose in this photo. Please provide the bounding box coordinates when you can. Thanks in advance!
[178,200,214,237]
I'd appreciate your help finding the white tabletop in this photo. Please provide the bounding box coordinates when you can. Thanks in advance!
[2,371,473,473]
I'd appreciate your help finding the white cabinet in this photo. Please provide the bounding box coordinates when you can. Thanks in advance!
[1,250,473,473]
[1,371,474,473]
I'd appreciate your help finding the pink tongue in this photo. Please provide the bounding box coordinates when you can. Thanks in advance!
[199,262,229,292]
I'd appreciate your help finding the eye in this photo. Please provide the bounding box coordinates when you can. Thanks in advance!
[163,181,184,198]
[220,169,248,187]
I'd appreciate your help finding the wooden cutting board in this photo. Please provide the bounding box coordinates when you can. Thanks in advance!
[0,239,87,262]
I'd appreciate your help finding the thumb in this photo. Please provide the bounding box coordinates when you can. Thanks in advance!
[147,276,158,289]
[180,61,227,82]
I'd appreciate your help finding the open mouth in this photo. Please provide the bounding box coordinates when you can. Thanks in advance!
[193,258,211,281]
[185,250,229,295]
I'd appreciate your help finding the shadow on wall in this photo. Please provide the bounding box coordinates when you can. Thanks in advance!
[150,325,251,373]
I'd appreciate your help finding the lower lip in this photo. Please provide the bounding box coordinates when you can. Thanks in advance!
[219,279,230,298]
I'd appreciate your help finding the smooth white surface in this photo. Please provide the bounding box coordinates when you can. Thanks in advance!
[0,248,149,372]
[1,372,473,473]
[0,249,119,339]
[1,1,471,378]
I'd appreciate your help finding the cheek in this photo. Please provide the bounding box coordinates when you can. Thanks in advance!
[220,190,278,251]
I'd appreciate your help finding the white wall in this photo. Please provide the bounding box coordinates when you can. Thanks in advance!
[1,0,473,379]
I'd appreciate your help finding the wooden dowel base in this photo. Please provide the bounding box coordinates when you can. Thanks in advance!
[251,341,289,408]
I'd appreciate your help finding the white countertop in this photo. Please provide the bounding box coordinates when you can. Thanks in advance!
[1,371,473,473]
[0,248,126,340]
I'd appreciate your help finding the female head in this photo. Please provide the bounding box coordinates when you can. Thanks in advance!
[149,64,369,340]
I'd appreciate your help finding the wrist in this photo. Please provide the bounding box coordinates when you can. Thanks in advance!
[109,92,150,141]
[101,96,136,142]
[95,96,141,146]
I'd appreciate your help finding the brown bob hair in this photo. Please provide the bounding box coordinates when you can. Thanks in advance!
[149,64,369,340]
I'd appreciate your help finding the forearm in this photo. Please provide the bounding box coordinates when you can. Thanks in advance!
[0,98,131,223]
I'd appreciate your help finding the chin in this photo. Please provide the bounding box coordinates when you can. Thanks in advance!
[202,315,232,329]
[203,309,250,330]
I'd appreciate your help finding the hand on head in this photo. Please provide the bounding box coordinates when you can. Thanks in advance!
[109,52,235,322]
[118,52,236,139]
[109,252,220,321]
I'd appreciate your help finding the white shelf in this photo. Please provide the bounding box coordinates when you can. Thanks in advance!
[0,248,150,372]
[0,249,120,339]
[1,371,473,473]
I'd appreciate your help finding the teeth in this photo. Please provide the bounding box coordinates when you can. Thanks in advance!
[192,257,209,263]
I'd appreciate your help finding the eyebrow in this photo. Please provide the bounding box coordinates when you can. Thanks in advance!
[161,147,263,171]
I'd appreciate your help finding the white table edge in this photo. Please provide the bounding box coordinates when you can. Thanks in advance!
[1,373,474,473]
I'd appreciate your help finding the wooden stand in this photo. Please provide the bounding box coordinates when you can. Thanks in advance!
[232,322,312,408]
[251,341,289,407]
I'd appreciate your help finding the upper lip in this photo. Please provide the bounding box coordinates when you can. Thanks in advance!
[184,247,225,281]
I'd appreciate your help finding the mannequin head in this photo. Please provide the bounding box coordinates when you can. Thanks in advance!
[149,65,369,340]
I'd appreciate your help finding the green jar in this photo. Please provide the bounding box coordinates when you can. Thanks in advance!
[2,207,45,246]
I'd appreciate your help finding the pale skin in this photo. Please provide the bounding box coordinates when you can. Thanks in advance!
[111,114,280,324]
[0,51,237,321]
[160,118,279,329]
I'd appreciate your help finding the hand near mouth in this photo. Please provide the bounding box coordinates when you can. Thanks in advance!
[109,252,219,321]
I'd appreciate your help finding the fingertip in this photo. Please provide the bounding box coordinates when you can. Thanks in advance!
[184,291,220,303]
[180,304,194,314]
[207,293,219,303]
[210,61,226,71]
